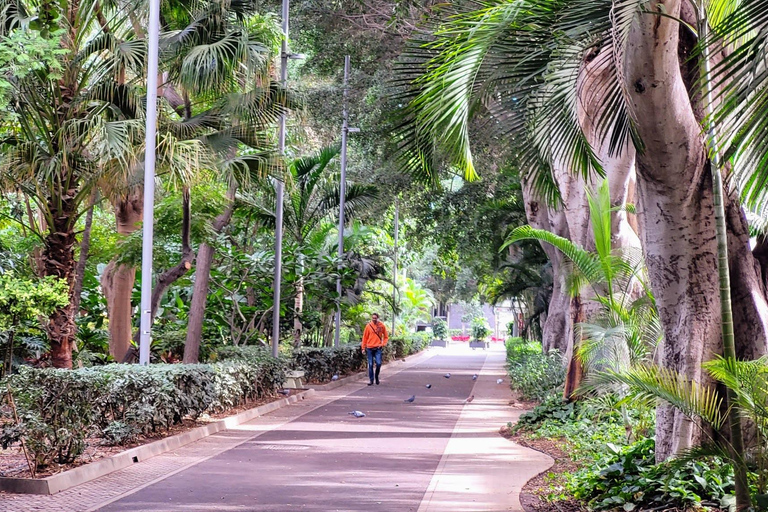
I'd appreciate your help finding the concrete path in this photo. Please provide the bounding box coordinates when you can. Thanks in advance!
[0,344,552,512]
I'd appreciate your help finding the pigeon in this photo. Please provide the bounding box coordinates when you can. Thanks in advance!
[277,389,291,396]
[348,410,366,418]
[404,395,416,403]
[496,378,504,384]
[444,373,451,379]
[465,395,475,403]
[472,374,478,381]
[425,384,432,389]
[331,374,339,381]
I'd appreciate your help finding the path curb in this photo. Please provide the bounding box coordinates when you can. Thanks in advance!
[0,389,316,495]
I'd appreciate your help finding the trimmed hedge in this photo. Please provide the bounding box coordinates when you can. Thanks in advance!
[291,333,430,383]
[1,350,284,470]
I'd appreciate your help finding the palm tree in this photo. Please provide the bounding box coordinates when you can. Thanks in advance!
[250,146,378,347]
[0,0,142,368]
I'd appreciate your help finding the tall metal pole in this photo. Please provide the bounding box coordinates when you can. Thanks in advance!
[271,0,289,358]
[392,198,399,336]
[138,0,161,366]
[334,55,351,347]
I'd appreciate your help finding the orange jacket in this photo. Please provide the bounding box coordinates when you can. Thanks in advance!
[362,321,388,349]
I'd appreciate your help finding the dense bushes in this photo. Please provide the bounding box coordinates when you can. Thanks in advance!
[1,349,284,470]
[505,337,565,400]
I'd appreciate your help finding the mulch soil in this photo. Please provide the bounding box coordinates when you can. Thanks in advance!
[0,388,304,479]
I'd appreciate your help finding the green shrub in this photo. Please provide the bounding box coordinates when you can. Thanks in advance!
[291,346,366,382]
[1,352,286,469]
[569,438,734,510]
[505,338,565,400]
[432,319,447,340]
[471,317,491,341]
[390,333,430,358]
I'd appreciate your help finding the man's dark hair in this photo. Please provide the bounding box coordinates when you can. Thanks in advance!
[372,313,379,318]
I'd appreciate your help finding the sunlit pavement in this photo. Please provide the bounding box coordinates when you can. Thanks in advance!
[1,343,552,512]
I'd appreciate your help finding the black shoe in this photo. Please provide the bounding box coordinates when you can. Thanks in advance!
[375,379,380,385]
[367,381,374,386]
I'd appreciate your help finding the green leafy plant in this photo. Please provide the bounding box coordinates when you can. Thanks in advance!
[471,317,490,341]
[432,318,448,340]
[506,338,564,401]
[569,438,734,510]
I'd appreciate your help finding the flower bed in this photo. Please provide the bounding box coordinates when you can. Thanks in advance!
[451,335,470,342]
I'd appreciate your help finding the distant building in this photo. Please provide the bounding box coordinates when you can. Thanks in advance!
[439,300,525,338]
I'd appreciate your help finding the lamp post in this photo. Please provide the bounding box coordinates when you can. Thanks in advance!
[334,56,359,347]
[138,0,161,366]
[392,198,399,336]
[271,0,290,358]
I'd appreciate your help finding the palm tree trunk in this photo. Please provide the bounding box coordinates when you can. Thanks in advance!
[293,276,304,348]
[44,204,78,369]
[183,184,237,363]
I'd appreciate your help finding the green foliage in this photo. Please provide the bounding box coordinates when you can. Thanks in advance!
[471,316,491,341]
[390,333,430,359]
[291,346,367,383]
[569,438,735,510]
[0,274,69,329]
[506,338,565,401]
[432,318,447,340]
[1,352,285,469]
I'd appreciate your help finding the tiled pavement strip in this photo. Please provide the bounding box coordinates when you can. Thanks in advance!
[0,356,424,512]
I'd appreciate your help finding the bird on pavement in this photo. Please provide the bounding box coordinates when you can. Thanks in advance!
[404,395,416,403]
[348,410,366,418]
[496,378,504,384]
[331,374,339,381]
[465,395,475,403]
[472,374,478,381]
[277,389,290,396]
[425,384,432,389]
[444,373,451,379]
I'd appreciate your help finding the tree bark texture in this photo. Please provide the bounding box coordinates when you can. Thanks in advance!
[183,185,237,363]
[624,0,768,461]
[44,199,78,369]
[102,193,143,362]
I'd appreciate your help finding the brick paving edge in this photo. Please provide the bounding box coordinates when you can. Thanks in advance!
[0,388,316,496]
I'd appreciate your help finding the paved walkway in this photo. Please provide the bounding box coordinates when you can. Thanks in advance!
[0,344,552,512]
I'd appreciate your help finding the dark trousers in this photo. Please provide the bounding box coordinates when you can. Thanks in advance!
[366,347,382,383]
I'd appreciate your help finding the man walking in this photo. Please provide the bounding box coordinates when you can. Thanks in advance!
[362,313,388,385]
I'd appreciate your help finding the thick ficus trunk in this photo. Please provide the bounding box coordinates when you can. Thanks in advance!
[103,194,143,362]
[521,182,571,354]
[44,205,78,369]
[624,0,768,461]
[183,185,236,363]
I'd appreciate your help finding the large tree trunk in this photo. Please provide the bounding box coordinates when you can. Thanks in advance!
[183,185,237,363]
[44,201,79,369]
[102,193,143,362]
[624,0,768,461]
[521,184,572,355]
